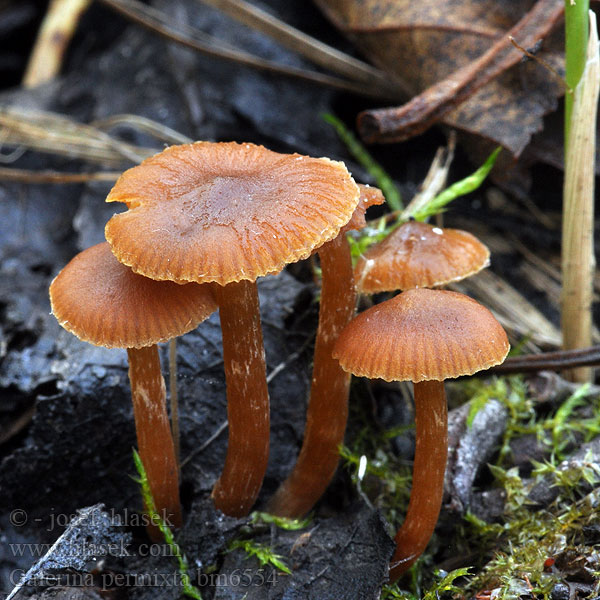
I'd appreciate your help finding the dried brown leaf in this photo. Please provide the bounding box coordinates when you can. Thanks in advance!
[314,0,566,159]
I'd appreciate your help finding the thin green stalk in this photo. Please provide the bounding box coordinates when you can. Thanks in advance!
[322,113,403,211]
[133,450,203,600]
[564,0,590,141]
[561,9,598,383]
[407,147,501,221]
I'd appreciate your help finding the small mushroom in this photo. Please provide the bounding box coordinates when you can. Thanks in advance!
[354,220,490,294]
[333,288,509,579]
[268,184,384,518]
[104,141,360,517]
[49,242,217,536]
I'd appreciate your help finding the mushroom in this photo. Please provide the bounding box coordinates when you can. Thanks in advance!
[332,288,509,579]
[268,184,384,518]
[354,220,490,294]
[49,242,217,535]
[103,141,360,517]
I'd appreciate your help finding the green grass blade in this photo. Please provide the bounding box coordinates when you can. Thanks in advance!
[564,0,590,139]
[133,450,203,600]
[410,147,501,221]
[322,113,402,211]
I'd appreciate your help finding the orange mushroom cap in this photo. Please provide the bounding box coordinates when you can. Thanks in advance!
[50,242,218,349]
[333,288,509,383]
[104,142,360,285]
[340,184,385,235]
[354,221,490,294]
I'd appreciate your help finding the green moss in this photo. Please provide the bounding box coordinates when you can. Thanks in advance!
[250,511,311,531]
[227,539,291,575]
[464,378,599,463]
[464,467,600,600]
[345,375,600,599]
[223,510,310,578]
[382,567,471,600]
[457,381,600,600]
[347,216,395,264]
[341,384,413,526]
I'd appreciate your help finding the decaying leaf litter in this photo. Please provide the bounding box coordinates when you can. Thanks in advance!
[0,0,599,598]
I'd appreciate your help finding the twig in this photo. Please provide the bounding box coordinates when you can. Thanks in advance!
[358,0,564,143]
[0,108,196,171]
[508,35,571,92]
[0,405,35,445]
[451,270,562,347]
[91,114,193,145]
[400,132,455,220]
[266,337,312,384]
[483,345,600,376]
[561,10,599,382]
[181,420,228,468]
[0,106,156,166]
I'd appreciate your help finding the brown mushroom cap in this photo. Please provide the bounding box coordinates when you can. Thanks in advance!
[333,288,509,382]
[354,221,490,293]
[104,142,360,285]
[340,184,385,235]
[50,242,218,349]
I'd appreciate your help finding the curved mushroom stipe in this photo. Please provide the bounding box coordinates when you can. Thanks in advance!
[389,380,447,580]
[211,280,270,517]
[267,185,383,517]
[128,346,182,535]
[267,233,356,517]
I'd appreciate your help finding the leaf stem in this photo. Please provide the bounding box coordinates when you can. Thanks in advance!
[564,0,590,141]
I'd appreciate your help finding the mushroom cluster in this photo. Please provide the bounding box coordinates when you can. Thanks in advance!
[103,141,361,518]
[335,218,508,578]
[50,141,370,525]
[49,140,509,582]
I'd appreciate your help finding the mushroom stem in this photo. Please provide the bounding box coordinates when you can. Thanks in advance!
[169,338,180,472]
[127,345,182,537]
[211,280,270,517]
[389,379,448,581]
[268,234,356,517]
